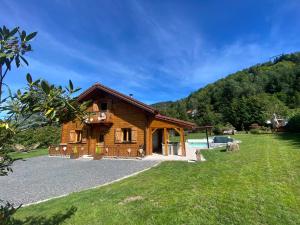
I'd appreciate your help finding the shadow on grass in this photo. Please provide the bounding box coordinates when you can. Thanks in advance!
[275,132,300,149]
[5,206,77,225]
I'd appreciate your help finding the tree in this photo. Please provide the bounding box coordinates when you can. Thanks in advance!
[0,26,87,224]
[0,26,37,102]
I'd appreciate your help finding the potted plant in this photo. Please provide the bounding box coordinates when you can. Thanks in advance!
[70,146,79,159]
[195,149,202,161]
[138,144,144,157]
[94,146,104,160]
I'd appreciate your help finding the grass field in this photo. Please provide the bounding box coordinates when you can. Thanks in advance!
[13,134,300,225]
[9,148,48,160]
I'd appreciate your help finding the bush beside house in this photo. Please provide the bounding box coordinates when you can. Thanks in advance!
[12,126,61,150]
[286,114,300,132]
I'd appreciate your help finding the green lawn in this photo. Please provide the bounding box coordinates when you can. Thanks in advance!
[9,148,48,159]
[14,134,300,225]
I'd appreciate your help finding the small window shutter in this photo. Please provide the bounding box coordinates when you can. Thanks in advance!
[131,127,137,143]
[69,130,76,142]
[115,128,122,143]
[93,101,100,111]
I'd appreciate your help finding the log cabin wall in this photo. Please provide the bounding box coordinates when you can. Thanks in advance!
[102,95,147,157]
[53,84,194,158]
[59,92,148,157]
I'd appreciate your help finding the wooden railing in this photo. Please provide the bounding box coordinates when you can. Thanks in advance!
[49,143,144,158]
[84,111,113,124]
[49,143,88,156]
[49,144,68,156]
[104,144,144,158]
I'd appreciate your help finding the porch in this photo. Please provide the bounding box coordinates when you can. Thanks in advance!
[48,143,144,158]
[148,126,186,156]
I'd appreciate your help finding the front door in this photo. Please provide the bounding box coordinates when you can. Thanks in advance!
[89,126,105,155]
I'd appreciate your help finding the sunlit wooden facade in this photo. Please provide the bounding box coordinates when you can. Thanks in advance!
[49,83,195,158]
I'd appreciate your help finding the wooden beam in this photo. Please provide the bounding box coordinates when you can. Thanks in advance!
[164,128,168,156]
[173,127,181,135]
[205,128,209,149]
[180,128,186,156]
[151,128,158,134]
[145,126,150,155]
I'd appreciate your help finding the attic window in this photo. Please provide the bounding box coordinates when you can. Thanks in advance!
[100,103,108,111]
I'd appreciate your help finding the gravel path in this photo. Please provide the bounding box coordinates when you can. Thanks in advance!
[0,156,158,206]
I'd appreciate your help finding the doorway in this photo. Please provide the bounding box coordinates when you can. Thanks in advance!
[152,129,163,154]
[89,126,106,155]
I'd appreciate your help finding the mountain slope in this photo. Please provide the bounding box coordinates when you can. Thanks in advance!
[153,52,300,129]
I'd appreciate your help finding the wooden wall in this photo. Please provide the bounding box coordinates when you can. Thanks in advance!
[59,90,188,158]
[60,91,148,157]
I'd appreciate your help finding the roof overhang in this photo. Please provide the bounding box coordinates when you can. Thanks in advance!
[77,83,159,114]
[155,114,196,129]
[77,82,197,129]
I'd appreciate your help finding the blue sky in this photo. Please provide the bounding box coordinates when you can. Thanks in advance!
[1,0,300,104]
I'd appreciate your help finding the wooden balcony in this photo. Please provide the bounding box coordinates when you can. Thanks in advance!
[84,111,113,124]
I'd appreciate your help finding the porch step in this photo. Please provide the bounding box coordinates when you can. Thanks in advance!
[81,155,94,160]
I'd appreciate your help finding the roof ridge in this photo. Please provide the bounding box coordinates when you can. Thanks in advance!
[77,82,158,114]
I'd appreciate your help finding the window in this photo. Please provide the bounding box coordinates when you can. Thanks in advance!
[76,130,82,142]
[99,134,104,143]
[115,127,137,143]
[69,130,82,143]
[100,103,108,111]
[122,128,132,142]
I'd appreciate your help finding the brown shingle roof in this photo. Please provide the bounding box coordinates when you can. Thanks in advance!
[77,82,196,128]
[77,82,158,114]
[155,114,196,128]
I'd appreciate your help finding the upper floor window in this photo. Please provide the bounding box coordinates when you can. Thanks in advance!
[92,101,108,111]
[100,102,108,111]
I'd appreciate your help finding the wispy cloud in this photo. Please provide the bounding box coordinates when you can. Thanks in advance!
[1,0,300,104]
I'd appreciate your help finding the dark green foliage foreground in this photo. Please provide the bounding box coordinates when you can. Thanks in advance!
[8,148,48,160]
[12,126,61,149]
[14,134,300,225]
[153,52,300,129]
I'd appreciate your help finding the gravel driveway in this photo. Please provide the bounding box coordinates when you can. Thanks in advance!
[0,156,158,206]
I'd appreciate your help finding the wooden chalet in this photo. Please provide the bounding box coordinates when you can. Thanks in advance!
[49,83,196,158]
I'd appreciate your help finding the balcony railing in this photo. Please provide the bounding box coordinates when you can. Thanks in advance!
[84,111,112,124]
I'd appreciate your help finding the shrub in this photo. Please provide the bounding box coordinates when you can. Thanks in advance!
[286,114,300,132]
[249,127,272,134]
[213,123,235,135]
[213,125,223,135]
[12,126,61,149]
[249,129,261,134]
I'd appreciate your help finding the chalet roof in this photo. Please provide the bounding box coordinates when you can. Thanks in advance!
[77,82,158,114]
[154,114,196,128]
[77,82,196,128]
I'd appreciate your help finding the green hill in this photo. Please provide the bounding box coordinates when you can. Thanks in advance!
[153,52,300,130]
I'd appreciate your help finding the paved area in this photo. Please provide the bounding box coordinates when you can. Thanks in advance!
[0,156,158,206]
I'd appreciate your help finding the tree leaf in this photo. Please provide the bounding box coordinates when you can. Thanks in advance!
[69,80,74,91]
[21,30,26,41]
[26,73,32,84]
[41,80,50,94]
[72,88,81,93]
[25,32,37,41]
[20,55,29,66]
[15,55,20,67]
[9,27,19,36]
[5,58,11,70]
[45,108,54,116]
